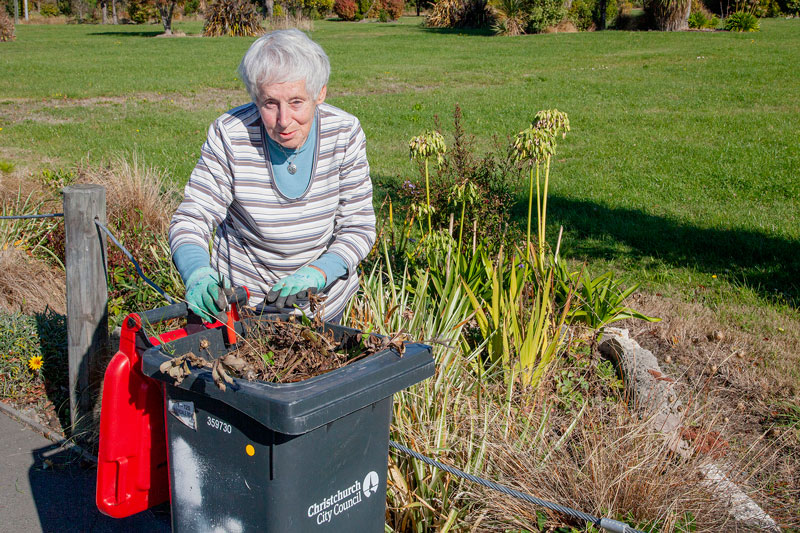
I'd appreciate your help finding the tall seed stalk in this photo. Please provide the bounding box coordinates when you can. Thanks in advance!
[409,131,446,237]
[510,110,569,271]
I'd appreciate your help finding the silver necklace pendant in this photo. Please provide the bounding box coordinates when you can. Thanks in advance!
[287,163,297,175]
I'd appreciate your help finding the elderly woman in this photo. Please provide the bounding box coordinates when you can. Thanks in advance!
[169,29,375,324]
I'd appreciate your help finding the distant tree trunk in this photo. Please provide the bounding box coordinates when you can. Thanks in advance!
[601,0,608,28]
[263,0,273,17]
[649,0,691,30]
[416,0,420,15]
[101,0,107,23]
[112,0,118,23]
[158,0,176,33]
[24,0,29,19]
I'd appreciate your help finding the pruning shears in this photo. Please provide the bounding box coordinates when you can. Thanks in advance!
[213,286,243,345]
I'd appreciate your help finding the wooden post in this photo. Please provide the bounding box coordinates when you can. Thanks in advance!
[63,185,109,433]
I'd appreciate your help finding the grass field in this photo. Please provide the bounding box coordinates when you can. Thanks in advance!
[1,17,799,318]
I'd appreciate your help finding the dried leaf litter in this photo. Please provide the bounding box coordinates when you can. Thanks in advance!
[159,312,408,391]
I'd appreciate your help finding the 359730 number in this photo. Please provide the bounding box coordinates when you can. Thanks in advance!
[206,415,232,434]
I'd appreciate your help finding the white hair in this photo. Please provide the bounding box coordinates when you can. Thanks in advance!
[238,29,330,103]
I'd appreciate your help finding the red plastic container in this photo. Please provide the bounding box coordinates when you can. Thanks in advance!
[96,290,247,518]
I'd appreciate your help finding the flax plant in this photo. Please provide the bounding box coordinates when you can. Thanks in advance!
[409,131,446,237]
[347,242,492,531]
[463,246,570,388]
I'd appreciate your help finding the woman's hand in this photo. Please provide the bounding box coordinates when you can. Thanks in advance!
[265,266,326,309]
[185,267,229,322]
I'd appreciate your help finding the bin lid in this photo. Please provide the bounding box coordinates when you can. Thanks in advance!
[141,320,434,435]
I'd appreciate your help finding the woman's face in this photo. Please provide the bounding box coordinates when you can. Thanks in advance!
[257,79,326,150]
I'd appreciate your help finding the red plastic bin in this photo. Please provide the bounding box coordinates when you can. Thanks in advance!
[96,289,248,518]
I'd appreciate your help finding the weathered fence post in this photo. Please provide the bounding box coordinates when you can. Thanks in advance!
[63,185,109,433]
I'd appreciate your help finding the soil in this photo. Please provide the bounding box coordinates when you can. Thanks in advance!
[618,292,800,528]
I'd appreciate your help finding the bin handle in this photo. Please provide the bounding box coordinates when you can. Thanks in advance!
[138,287,249,327]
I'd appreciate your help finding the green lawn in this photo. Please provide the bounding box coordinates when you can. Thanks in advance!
[1,18,799,312]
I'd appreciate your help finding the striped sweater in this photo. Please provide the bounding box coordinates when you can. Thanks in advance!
[169,102,376,320]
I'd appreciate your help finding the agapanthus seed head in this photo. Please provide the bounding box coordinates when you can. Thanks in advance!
[409,130,447,165]
[510,126,555,164]
[534,109,570,139]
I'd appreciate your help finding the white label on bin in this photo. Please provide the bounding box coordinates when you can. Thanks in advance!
[363,471,379,497]
[168,399,197,431]
[306,471,381,526]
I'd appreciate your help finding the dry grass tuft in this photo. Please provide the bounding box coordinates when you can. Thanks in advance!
[618,292,800,527]
[0,248,66,315]
[75,153,181,233]
[266,14,315,31]
[472,402,736,531]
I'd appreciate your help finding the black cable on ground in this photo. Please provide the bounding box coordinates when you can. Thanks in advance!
[388,440,644,533]
[93,218,176,305]
[0,213,64,220]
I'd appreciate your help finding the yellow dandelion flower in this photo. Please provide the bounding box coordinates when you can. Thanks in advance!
[712,274,717,279]
[28,355,44,371]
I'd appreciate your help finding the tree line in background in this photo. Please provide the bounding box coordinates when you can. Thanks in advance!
[426,0,798,33]
[4,0,794,34]
[0,0,423,23]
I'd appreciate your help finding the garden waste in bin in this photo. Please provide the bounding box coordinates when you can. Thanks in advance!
[96,289,434,532]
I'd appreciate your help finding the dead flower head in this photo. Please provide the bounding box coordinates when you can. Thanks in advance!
[510,125,555,165]
[409,130,447,166]
[533,109,570,139]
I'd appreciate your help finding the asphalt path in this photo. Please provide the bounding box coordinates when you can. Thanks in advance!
[0,409,170,533]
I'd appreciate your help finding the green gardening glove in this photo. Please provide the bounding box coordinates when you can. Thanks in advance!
[185,267,229,322]
[265,266,326,310]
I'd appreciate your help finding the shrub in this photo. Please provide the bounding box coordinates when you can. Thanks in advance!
[687,8,717,25]
[183,0,200,15]
[568,0,595,29]
[525,0,565,32]
[40,3,60,16]
[204,0,265,36]
[426,0,489,27]
[0,8,14,42]
[567,0,618,29]
[334,0,358,18]
[303,0,334,18]
[128,0,158,23]
[385,0,404,18]
[490,0,528,34]
[754,0,781,16]
[724,9,759,29]
[784,0,800,14]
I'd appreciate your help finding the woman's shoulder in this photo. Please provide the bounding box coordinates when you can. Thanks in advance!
[212,102,261,131]
[318,103,361,129]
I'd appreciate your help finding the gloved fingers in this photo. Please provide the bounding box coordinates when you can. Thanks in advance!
[284,292,297,309]
[292,287,317,301]
[200,286,223,315]
[212,285,228,314]
[187,301,215,322]
[273,294,288,310]
[265,289,280,304]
